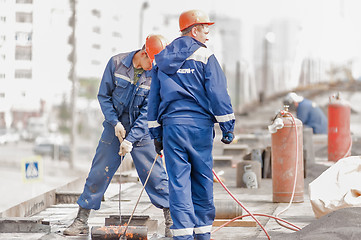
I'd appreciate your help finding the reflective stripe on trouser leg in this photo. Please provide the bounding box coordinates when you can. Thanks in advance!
[77,124,121,210]
[164,124,215,240]
[131,136,169,209]
[194,225,213,240]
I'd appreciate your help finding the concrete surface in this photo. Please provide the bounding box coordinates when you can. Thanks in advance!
[1,88,361,239]
[0,155,330,240]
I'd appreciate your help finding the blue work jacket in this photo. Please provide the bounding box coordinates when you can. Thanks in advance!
[98,50,152,143]
[147,36,235,140]
[297,99,328,134]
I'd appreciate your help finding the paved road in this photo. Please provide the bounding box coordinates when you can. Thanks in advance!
[0,141,92,213]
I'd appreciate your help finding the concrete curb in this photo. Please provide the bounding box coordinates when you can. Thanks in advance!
[0,175,86,218]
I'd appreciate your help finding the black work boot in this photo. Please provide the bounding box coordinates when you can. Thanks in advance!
[63,206,91,235]
[163,208,173,237]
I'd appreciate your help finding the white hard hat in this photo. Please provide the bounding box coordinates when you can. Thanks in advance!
[284,92,304,104]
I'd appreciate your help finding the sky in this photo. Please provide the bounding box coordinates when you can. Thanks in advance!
[119,0,361,63]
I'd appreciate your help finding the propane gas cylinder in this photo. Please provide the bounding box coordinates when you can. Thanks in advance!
[328,93,352,162]
[271,112,304,203]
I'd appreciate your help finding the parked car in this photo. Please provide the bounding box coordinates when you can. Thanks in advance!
[23,117,48,141]
[33,143,71,160]
[0,128,20,145]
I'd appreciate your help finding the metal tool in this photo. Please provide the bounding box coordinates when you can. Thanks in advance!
[120,154,159,239]
[119,155,126,240]
[91,154,160,240]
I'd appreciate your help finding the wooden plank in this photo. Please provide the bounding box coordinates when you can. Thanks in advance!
[55,192,81,204]
[213,155,233,167]
[212,219,257,227]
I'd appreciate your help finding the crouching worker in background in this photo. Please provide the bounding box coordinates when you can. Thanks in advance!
[283,92,327,134]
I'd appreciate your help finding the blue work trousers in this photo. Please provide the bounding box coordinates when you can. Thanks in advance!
[163,121,215,240]
[77,122,169,210]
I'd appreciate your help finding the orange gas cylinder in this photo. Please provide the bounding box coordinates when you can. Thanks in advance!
[328,94,351,162]
[271,112,304,203]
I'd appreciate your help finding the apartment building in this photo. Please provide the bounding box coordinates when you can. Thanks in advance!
[0,0,124,129]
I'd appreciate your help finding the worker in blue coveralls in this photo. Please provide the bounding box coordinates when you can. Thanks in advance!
[147,10,236,240]
[64,35,173,237]
[283,92,328,134]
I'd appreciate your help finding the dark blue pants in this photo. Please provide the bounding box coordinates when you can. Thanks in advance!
[163,122,215,240]
[77,121,169,210]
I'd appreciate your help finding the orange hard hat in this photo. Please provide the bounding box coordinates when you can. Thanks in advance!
[145,34,168,61]
[179,10,214,31]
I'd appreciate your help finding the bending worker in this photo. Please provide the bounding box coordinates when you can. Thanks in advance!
[283,92,327,134]
[148,10,235,240]
[64,35,173,238]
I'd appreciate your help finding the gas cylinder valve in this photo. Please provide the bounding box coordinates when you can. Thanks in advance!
[268,117,284,133]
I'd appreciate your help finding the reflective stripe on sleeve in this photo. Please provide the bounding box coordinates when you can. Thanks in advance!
[215,113,235,123]
[172,227,194,237]
[148,120,161,129]
[114,73,132,83]
[139,85,150,90]
[186,47,212,64]
[194,225,212,234]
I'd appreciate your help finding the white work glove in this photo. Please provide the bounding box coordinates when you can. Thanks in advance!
[118,139,133,156]
[114,122,126,142]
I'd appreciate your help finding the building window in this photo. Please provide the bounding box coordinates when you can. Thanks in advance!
[91,9,101,18]
[0,73,5,79]
[15,32,32,45]
[15,46,32,60]
[91,60,100,65]
[16,0,33,3]
[112,32,121,38]
[0,55,5,60]
[16,12,33,23]
[0,16,6,22]
[92,26,100,34]
[92,44,100,49]
[15,69,32,79]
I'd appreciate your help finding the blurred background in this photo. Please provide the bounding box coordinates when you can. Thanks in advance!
[1,0,361,212]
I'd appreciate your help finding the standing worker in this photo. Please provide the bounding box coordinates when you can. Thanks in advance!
[283,92,328,134]
[147,10,235,240]
[63,35,173,238]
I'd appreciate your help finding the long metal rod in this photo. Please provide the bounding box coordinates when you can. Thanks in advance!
[119,156,124,226]
[121,154,159,239]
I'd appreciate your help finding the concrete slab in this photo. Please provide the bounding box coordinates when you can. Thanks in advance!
[0,146,334,240]
[0,217,50,233]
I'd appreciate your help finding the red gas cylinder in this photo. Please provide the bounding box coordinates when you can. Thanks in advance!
[328,93,351,162]
[271,112,304,203]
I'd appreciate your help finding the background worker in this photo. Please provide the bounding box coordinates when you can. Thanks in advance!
[148,10,235,240]
[283,92,328,134]
[63,35,173,237]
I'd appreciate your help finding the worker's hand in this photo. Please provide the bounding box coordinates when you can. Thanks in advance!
[154,138,163,155]
[118,139,133,156]
[115,122,126,142]
[221,131,234,144]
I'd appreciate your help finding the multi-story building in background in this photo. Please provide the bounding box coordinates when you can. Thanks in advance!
[0,0,124,132]
[76,0,123,79]
[0,0,40,129]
